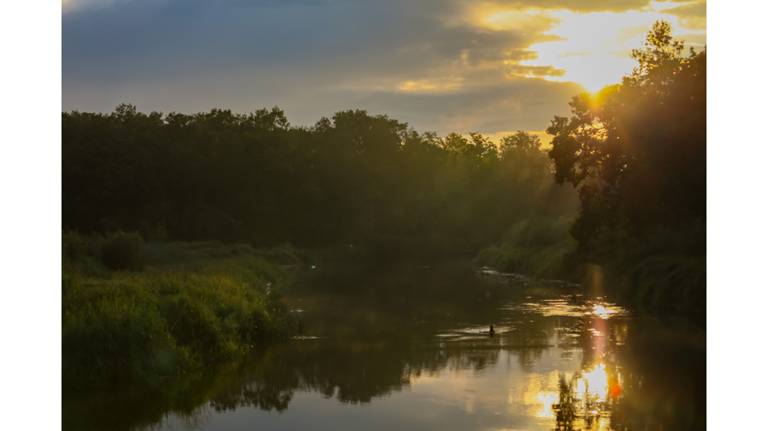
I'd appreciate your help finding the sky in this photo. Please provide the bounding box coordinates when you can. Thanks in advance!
[62,0,705,137]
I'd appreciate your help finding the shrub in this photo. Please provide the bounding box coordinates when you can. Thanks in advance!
[474,246,512,270]
[63,230,100,260]
[475,216,576,277]
[63,241,297,388]
[62,276,181,386]
[101,231,145,270]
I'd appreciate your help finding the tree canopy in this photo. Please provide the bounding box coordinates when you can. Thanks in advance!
[547,21,705,259]
[63,105,575,257]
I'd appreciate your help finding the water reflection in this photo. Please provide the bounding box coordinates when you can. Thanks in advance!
[552,363,615,430]
[518,296,626,430]
[63,265,704,431]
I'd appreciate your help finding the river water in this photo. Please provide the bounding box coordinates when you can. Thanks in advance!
[64,262,705,430]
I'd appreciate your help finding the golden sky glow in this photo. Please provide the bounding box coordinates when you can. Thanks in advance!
[64,0,705,135]
[473,1,706,92]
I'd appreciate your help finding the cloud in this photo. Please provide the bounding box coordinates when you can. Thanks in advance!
[358,75,582,134]
[659,1,706,29]
[505,64,566,78]
[63,0,139,13]
[64,0,570,132]
[62,0,703,135]
[487,0,652,12]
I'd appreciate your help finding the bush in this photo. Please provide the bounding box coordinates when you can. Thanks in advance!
[101,231,145,270]
[62,275,182,386]
[474,246,512,271]
[63,230,100,260]
[63,240,297,388]
[475,216,576,277]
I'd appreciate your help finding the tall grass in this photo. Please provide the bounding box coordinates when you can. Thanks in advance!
[474,216,577,278]
[63,233,300,388]
[600,223,706,321]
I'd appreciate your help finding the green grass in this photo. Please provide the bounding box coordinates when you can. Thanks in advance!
[63,234,301,389]
[474,217,577,278]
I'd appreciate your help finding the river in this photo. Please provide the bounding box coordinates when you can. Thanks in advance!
[63,261,705,430]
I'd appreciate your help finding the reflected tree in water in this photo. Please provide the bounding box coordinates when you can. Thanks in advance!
[554,373,578,431]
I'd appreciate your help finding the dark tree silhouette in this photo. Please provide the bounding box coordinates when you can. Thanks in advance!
[547,21,706,313]
[63,106,574,258]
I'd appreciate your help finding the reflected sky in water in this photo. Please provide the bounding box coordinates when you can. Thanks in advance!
[158,349,577,431]
[64,263,704,431]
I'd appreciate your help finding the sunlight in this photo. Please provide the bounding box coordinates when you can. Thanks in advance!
[469,3,705,92]
[480,8,556,33]
[534,391,560,418]
[592,303,617,320]
[581,363,609,400]
[550,361,624,430]
[397,77,464,93]
[523,9,669,92]
[520,372,562,419]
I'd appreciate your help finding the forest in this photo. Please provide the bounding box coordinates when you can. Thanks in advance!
[63,105,575,258]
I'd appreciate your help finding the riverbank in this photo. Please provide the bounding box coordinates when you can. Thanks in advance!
[597,254,706,325]
[63,234,304,389]
[471,219,704,325]
[63,263,705,431]
[473,217,579,279]
[474,246,705,326]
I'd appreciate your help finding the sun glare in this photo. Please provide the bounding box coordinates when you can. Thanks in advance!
[581,363,609,400]
[592,303,616,319]
[472,3,705,93]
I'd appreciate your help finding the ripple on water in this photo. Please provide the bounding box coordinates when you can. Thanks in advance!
[434,323,516,341]
[501,295,628,320]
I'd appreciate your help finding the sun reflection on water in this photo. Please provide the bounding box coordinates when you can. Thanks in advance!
[551,361,621,430]
[580,363,609,400]
[507,296,627,321]
[504,294,629,430]
[423,293,630,430]
[534,391,559,418]
[592,303,619,319]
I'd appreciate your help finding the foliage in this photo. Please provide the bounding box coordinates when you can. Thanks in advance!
[63,105,575,254]
[101,231,145,270]
[475,216,577,277]
[546,21,705,314]
[63,239,297,388]
[63,230,100,260]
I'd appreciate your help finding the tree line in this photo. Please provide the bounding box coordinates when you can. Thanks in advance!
[63,104,574,258]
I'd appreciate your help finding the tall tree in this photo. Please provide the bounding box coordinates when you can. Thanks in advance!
[547,21,705,257]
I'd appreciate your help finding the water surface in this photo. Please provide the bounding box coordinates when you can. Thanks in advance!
[64,263,705,430]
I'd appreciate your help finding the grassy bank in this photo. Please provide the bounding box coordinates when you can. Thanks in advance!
[474,217,577,278]
[474,219,705,324]
[594,225,706,323]
[63,233,302,389]
[610,255,705,323]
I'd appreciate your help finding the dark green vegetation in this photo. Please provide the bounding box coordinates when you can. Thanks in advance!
[63,103,575,258]
[63,233,301,388]
[474,216,577,278]
[547,22,706,318]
